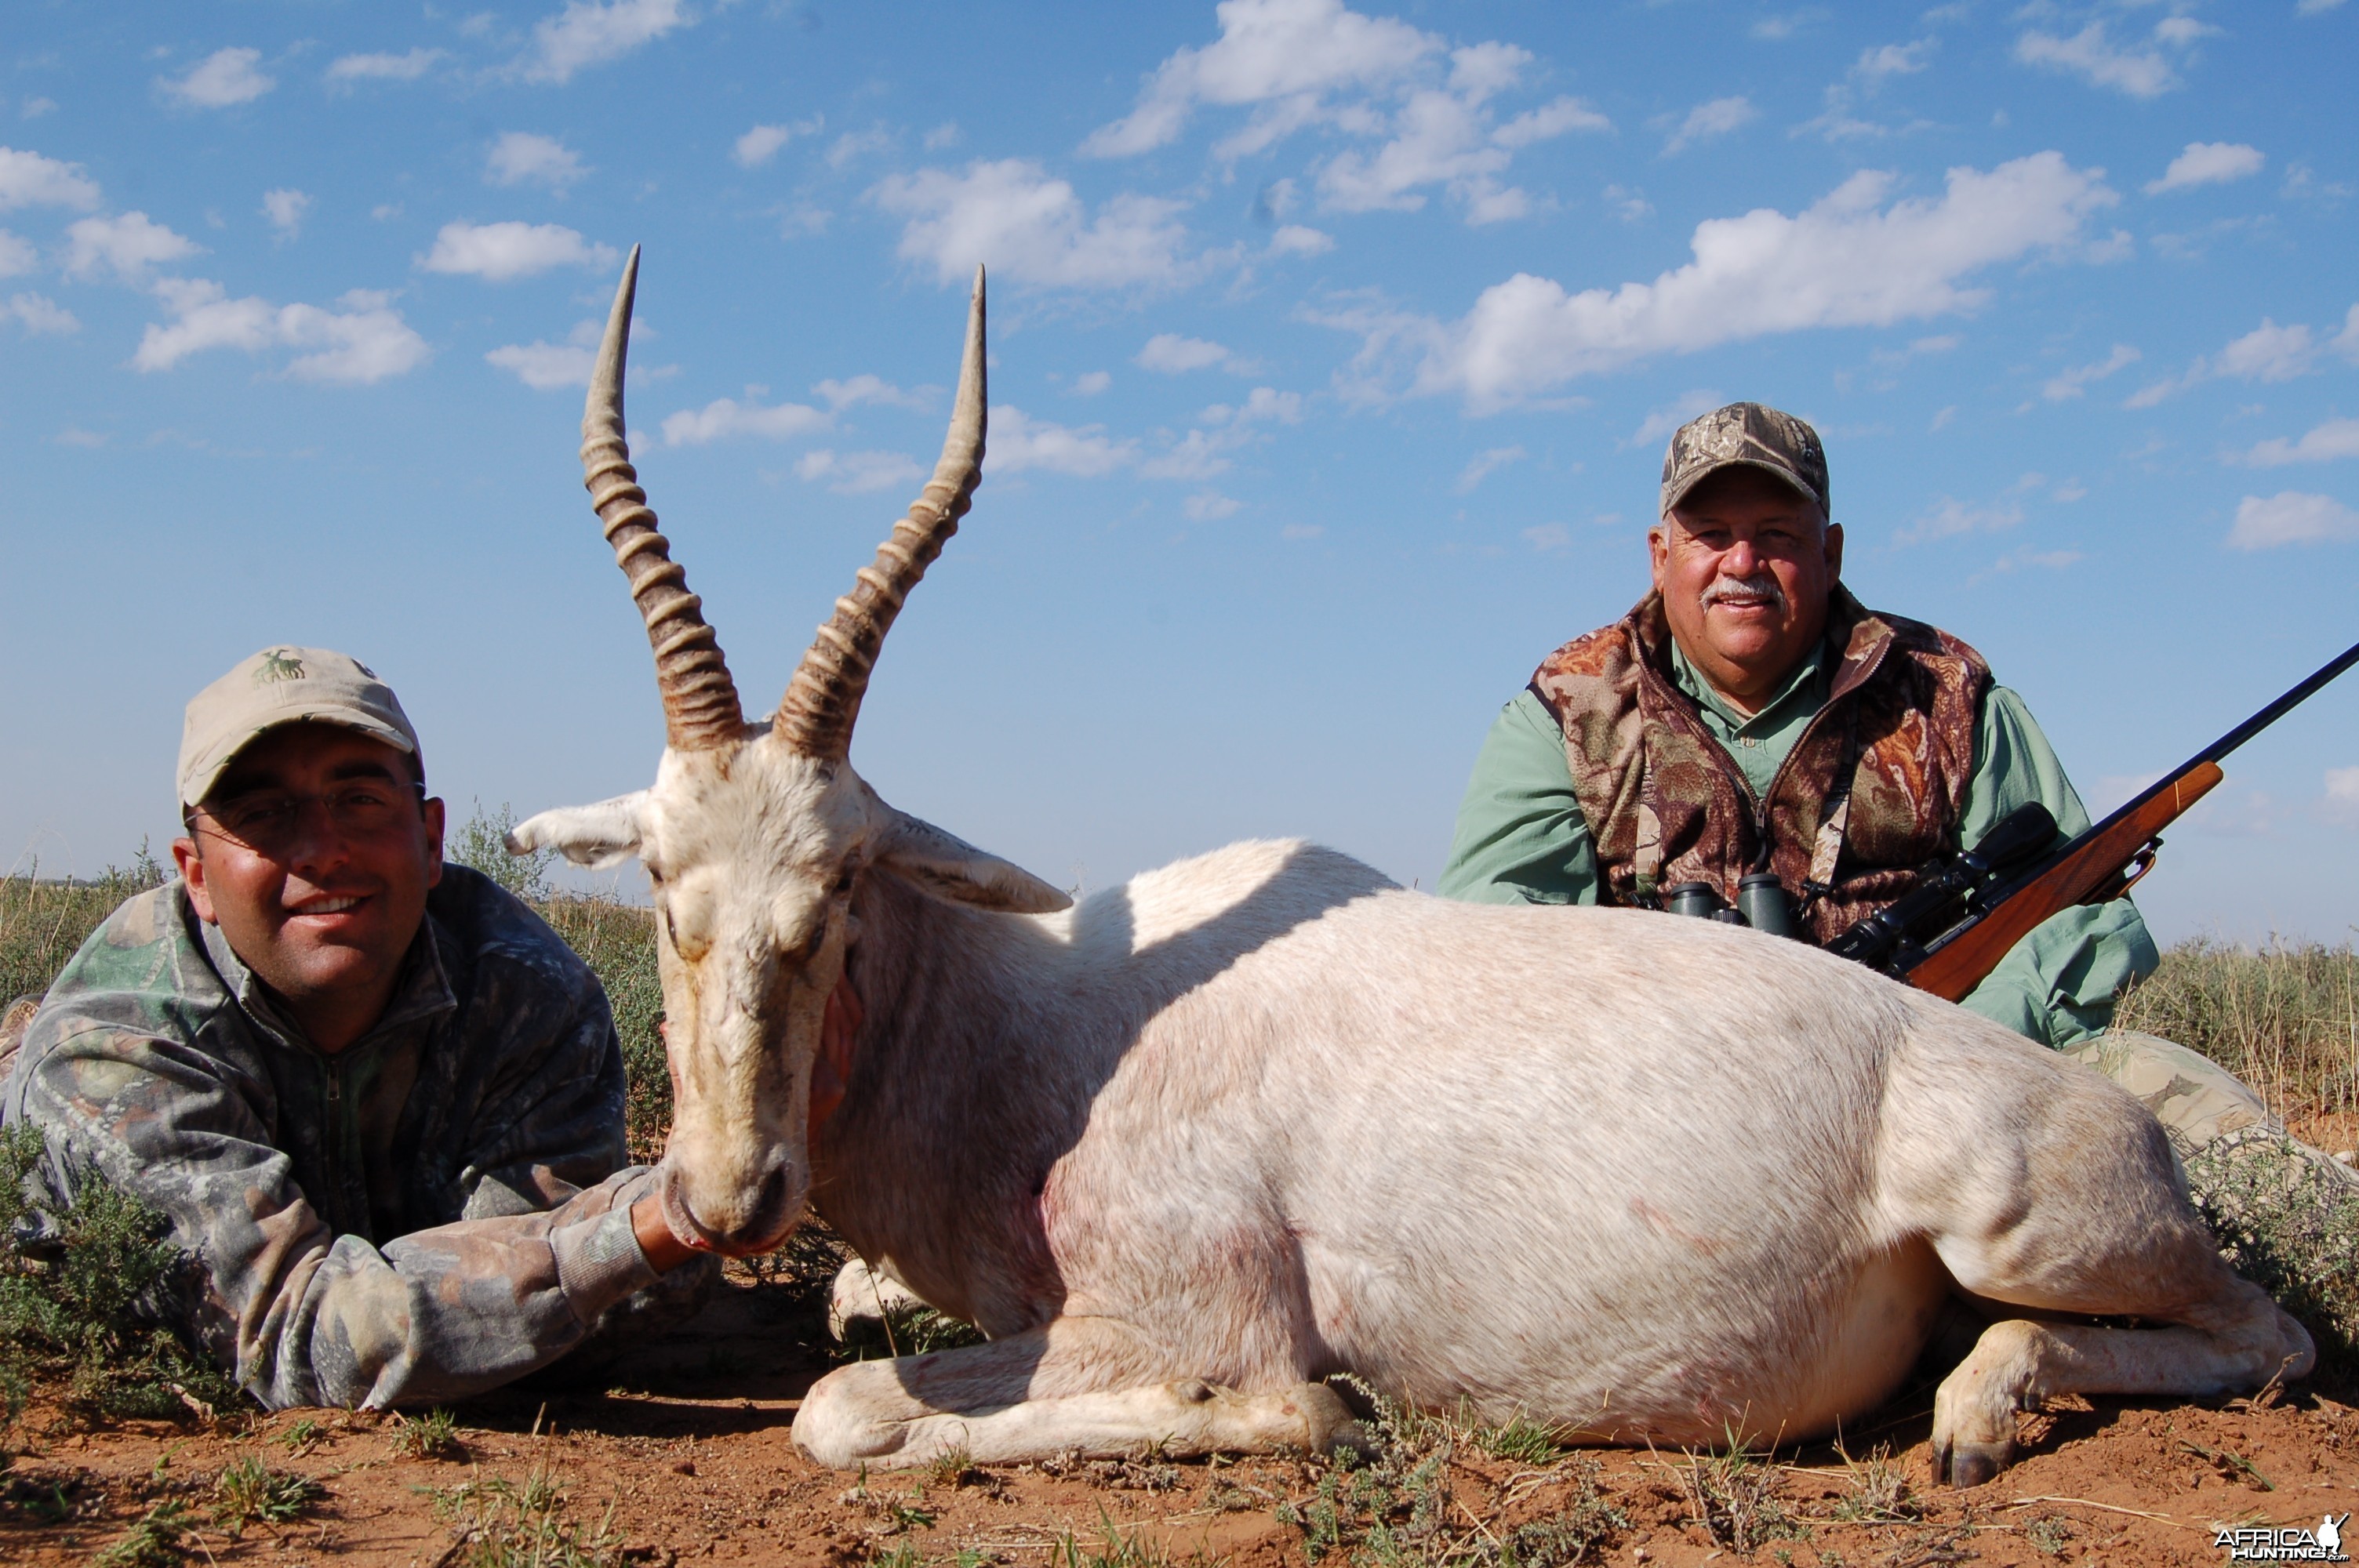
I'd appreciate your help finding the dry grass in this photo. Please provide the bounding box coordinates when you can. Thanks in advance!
[2114,937,2359,1121]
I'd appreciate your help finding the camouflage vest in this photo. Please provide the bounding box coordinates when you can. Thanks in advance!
[1528,588,1989,945]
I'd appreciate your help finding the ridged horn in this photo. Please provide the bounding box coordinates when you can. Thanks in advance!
[583,245,746,750]
[773,265,986,759]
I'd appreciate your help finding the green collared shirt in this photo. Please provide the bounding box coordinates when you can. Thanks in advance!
[1438,641,2158,1048]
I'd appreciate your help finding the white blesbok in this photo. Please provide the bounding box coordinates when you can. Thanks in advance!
[514,251,2313,1488]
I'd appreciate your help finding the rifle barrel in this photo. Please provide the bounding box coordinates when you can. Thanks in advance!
[2074,635,2359,859]
[1894,634,2359,980]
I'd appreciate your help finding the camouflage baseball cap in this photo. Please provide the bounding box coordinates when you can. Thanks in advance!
[177,646,421,808]
[1659,402,1830,520]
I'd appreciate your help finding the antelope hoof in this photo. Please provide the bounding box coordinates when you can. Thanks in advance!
[1292,1383,1376,1461]
[1936,1436,2012,1489]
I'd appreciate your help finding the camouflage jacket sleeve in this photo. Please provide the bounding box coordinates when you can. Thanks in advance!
[3,877,674,1410]
[15,1015,663,1410]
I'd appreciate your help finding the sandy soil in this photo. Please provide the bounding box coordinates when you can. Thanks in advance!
[7,1260,2355,1568]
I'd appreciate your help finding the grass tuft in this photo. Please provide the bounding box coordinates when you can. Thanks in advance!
[1674,1428,1804,1555]
[391,1406,465,1461]
[210,1452,323,1534]
[424,1463,623,1568]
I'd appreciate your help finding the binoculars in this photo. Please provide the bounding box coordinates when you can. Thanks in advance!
[1664,874,1798,939]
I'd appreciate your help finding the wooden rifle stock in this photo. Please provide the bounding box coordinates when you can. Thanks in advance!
[1904,762,2223,1001]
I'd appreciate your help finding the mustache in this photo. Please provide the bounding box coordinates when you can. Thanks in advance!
[1700,572,1787,611]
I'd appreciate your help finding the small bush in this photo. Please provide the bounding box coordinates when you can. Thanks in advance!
[0,1124,239,1448]
[2183,1127,2359,1381]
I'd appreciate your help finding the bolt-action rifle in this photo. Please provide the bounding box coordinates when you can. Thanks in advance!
[1823,636,2359,1000]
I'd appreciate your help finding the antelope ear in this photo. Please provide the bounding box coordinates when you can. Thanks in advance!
[510,792,649,869]
[874,813,1071,913]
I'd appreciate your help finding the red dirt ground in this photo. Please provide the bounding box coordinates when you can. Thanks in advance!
[7,1250,2356,1568]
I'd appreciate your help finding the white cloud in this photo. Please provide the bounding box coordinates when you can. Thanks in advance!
[1268,223,1334,256]
[325,49,444,84]
[1281,521,1325,539]
[162,47,276,109]
[5,292,77,335]
[660,394,829,445]
[2242,416,2359,467]
[2337,304,2359,362]
[2013,21,2189,98]
[0,229,33,276]
[135,279,429,383]
[1201,386,1303,425]
[1184,491,1243,521]
[797,448,925,494]
[1082,0,1439,158]
[2040,343,2139,402]
[1895,496,2025,546]
[20,99,56,121]
[487,132,589,190]
[2324,766,2359,827]
[485,339,595,389]
[1083,2,1597,227]
[1071,370,1112,397]
[2299,0,2347,13]
[1630,390,1724,447]
[1136,333,1239,374]
[418,220,616,281]
[2146,142,2264,195]
[1315,46,1604,222]
[1854,40,1933,82]
[802,375,910,412]
[2228,491,2359,550]
[827,129,894,169]
[261,188,309,238]
[987,405,1136,475]
[1453,445,1525,493]
[64,212,202,281]
[1348,152,2114,412]
[2128,315,2330,405]
[518,0,691,84]
[1522,522,1569,552]
[873,159,1202,292]
[734,116,821,169]
[2216,318,2315,382]
[1663,96,1756,156]
[0,146,102,212]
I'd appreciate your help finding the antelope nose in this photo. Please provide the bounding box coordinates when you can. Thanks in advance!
[676,1157,805,1255]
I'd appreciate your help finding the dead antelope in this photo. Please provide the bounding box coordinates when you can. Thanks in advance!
[514,250,2313,1487]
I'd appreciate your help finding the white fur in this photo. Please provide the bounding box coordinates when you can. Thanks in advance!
[523,791,2313,1485]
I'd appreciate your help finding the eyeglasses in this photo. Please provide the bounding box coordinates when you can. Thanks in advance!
[195,782,426,855]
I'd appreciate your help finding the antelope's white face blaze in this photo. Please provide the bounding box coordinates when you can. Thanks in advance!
[638,740,870,1250]
[510,249,1063,1255]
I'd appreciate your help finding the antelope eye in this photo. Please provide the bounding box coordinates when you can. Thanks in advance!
[833,869,856,896]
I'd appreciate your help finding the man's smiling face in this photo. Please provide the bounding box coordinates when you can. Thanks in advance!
[1650,466,1844,716]
[173,722,445,1051]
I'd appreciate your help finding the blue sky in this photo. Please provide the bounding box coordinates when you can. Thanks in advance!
[4,0,2357,943]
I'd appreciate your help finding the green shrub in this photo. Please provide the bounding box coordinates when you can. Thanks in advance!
[0,1124,242,1449]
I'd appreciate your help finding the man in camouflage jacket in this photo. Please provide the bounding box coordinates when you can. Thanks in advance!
[1440,402,2281,1156]
[1,646,713,1410]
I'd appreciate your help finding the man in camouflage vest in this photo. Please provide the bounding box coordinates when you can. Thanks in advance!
[1439,401,2278,1156]
[1,647,714,1410]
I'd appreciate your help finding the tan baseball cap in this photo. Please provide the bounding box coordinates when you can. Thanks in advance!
[1660,401,1830,520]
[177,647,422,808]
